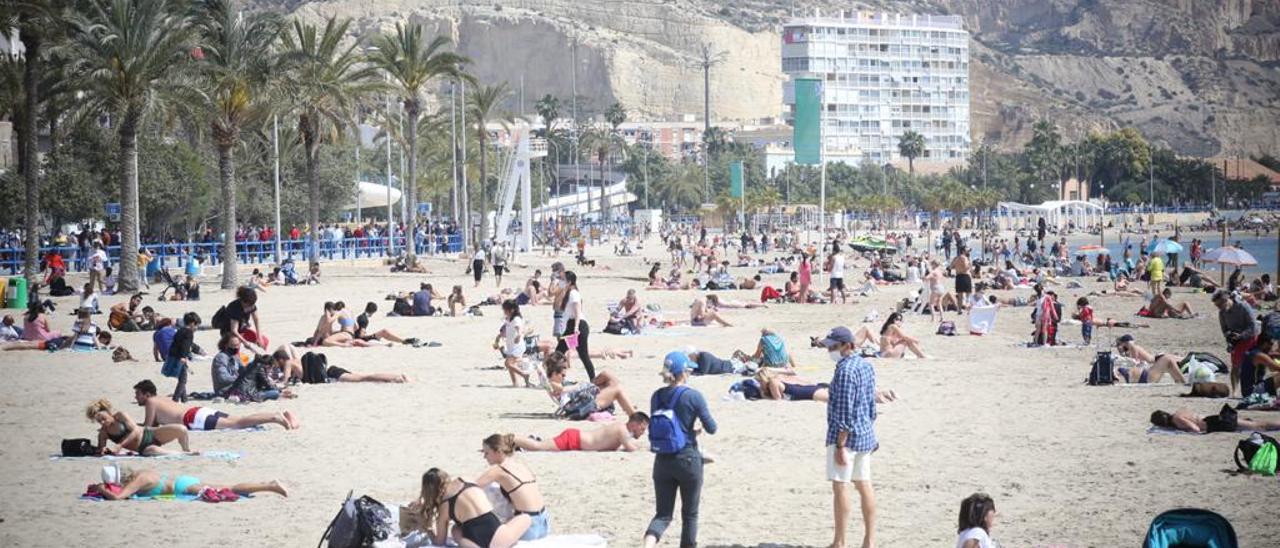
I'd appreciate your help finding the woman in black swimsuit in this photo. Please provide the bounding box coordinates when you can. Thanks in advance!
[475,434,547,541]
[86,399,193,456]
[417,467,526,548]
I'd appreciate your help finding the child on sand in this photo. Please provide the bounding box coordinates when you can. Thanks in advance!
[1074,297,1094,345]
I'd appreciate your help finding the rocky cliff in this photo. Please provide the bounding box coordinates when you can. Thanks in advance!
[266,0,1280,157]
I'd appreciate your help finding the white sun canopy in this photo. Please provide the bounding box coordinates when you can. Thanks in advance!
[996,200,1105,230]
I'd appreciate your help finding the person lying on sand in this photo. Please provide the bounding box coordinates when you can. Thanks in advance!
[268,345,410,384]
[1114,334,1186,384]
[544,352,637,417]
[90,465,287,500]
[533,338,633,360]
[1150,408,1280,434]
[86,398,194,456]
[353,302,414,345]
[753,368,899,403]
[132,380,298,430]
[512,413,650,452]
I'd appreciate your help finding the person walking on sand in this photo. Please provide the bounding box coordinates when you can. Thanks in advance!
[643,351,717,548]
[820,326,878,548]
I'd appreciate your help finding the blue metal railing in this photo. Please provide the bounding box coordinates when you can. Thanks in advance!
[0,234,465,276]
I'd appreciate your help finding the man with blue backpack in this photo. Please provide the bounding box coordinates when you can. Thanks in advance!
[819,326,879,548]
[643,351,717,548]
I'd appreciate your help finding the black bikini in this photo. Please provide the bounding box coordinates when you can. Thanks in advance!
[498,465,545,516]
[445,481,500,547]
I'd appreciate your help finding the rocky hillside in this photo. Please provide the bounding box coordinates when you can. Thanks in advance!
[264,0,1280,157]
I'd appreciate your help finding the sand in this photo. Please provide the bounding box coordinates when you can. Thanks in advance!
[2,234,1279,547]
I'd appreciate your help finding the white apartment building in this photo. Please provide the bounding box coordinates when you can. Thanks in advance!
[781,11,971,165]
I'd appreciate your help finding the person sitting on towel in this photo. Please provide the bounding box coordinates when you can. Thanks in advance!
[132,379,298,430]
[473,434,551,541]
[512,413,650,452]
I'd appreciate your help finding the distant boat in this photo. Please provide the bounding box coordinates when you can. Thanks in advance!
[343,181,402,210]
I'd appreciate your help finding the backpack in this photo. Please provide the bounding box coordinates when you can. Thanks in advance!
[210,305,230,331]
[301,352,329,385]
[318,491,396,548]
[61,438,97,457]
[602,318,625,335]
[392,298,413,317]
[1088,351,1115,385]
[936,320,956,336]
[556,385,601,421]
[1234,432,1279,476]
[649,386,690,454]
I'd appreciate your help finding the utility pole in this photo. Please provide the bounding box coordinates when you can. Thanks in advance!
[272,115,281,263]
[571,35,581,216]
[461,79,470,251]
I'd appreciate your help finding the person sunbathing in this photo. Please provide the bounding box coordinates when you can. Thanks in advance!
[876,312,928,359]
[1177,265,1219,290]
[532,339,633,360]
[1147,289,1195,319]
[513,413,650,452]
[754,368,829,401]
[1150,408,1280,434]
[689,295,732,327]
[313,302,385,347]
[90,465,288,500]
[474,434,550,542]
[412,467,529,548]
[736,328,797,370]
[268,345,410,384]
[86,398,194,456]
[705,294,767,310]
[131,380,298,430]
[544,352,637,417]
[1114,334,1186,384]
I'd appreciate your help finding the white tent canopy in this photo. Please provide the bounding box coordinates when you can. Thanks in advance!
[996,200,1105,230]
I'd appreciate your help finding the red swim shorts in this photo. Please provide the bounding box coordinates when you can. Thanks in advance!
[553,428,581,451]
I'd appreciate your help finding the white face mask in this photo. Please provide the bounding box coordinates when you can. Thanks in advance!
[829,349,845,363]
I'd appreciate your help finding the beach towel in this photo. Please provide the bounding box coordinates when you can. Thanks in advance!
[52,450,243,462]
[81,486,253,502]
[969,305,998,335]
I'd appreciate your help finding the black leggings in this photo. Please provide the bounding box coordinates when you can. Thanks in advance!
[646,447,704,546]
[557,319,596,380]
[172,363,189,402]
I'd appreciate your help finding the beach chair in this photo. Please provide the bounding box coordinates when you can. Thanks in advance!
[1143,508,1237,548]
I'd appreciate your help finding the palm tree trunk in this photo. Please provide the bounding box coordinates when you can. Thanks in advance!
[117,109,141,293]
[405,102,419,264]
[218,141,238,289]
[19,21,40,284]
[478,131,488,245]
[302,117,321,266]
[599,158,607,222]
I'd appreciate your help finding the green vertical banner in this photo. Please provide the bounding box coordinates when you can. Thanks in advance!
[730,161,744,198]
[793,77,822,165]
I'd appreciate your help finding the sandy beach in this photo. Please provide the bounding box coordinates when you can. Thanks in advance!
[3,234,1279,547]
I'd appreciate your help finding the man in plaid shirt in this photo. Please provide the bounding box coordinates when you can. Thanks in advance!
[819,325,877,548]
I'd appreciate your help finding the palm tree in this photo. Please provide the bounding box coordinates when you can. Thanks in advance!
[898,130,925,174]
[535,94,559,134]
[4,0,63,283]
[192,0,282,289]
[69,0,193,292]
[369,23,467,265]
[580,124,615,221]
[465,82,511,244]
[278,16,379,265]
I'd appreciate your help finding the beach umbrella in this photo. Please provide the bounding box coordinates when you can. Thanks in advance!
[1146,239,1183,255]
[1201,246,1258,267]
[1076,245,1110,255]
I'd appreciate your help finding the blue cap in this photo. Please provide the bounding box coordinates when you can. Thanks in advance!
[818,326,855,348]
[663,351,690,375]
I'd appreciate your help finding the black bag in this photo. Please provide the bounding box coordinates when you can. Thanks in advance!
[1205,403,1239,433]
[602,318,625,335]
[1088,351,1115,385]
[210,305,230,331]
[1234,432,1280,472]
[61,438,97,457]
[319,491,395,548]
[301,352,329,385]
[392,298,413,317]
